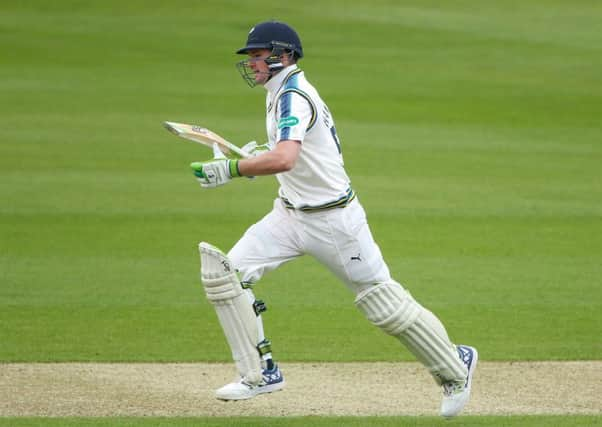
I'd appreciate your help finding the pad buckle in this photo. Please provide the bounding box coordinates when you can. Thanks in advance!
[253,299,267,315]
[257,339,272,356]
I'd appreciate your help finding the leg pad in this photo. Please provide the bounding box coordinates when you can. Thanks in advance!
[355,281,467,384]
[200,242,262,385]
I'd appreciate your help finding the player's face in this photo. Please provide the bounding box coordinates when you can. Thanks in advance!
[247,49,272,85]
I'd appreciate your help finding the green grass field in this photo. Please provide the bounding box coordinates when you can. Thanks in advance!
[1,0,601,425]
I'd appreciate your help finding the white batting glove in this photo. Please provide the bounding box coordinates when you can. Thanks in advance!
[241,140,272,157]
[191,144,242,189]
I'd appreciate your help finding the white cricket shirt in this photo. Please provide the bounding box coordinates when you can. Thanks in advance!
[263,65,353,210]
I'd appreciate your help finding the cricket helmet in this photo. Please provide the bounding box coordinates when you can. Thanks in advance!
[236,21,303,59]
[236,21,303,87]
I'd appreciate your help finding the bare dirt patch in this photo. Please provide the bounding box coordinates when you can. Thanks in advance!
[1,362,600,417]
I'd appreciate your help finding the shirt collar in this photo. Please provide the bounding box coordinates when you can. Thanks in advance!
[263,64,299,93]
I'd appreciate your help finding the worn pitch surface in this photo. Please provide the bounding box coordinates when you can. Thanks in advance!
[2,362,600,417]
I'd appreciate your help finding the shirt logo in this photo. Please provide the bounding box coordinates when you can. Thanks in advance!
[278,116,299,129]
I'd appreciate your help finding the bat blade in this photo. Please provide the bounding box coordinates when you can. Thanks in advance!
[163,121,250,159]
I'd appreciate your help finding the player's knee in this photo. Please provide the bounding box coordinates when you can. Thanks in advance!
[354,280,421,336]
[225,258,263,286]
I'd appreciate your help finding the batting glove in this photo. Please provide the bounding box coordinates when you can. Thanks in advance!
[191,143,241,189]
[241,140,272,157]
[191,159,241,188]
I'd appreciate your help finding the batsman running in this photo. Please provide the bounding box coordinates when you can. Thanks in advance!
[191,21,478,418]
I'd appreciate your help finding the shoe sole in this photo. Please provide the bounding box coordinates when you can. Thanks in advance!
[216,379,285,401]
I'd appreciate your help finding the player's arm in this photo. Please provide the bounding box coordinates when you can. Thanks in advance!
[237,139,301,176]
[190,139,300,188]
[237,89,311,176]
[191,89,309,187]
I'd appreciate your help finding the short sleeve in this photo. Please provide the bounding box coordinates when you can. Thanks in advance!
[276,90,316,143]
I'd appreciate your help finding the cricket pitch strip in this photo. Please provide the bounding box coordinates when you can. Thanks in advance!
[1,362,600,416]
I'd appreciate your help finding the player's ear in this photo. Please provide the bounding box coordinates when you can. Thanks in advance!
[281,51,295,66]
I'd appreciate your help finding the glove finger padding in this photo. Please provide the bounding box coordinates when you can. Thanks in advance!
[212,143,227,160]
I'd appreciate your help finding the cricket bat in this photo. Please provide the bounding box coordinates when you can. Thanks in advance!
[163,121,250,159]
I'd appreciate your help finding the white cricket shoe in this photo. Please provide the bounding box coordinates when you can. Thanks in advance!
[216,364,285,401]
[440,345,478,418]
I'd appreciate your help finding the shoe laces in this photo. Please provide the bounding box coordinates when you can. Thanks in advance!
[261,366,282,384]
[457,346,472,367]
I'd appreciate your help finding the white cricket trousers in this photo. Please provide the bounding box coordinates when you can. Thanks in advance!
[226,197,466,384]
[228,197,391,294]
